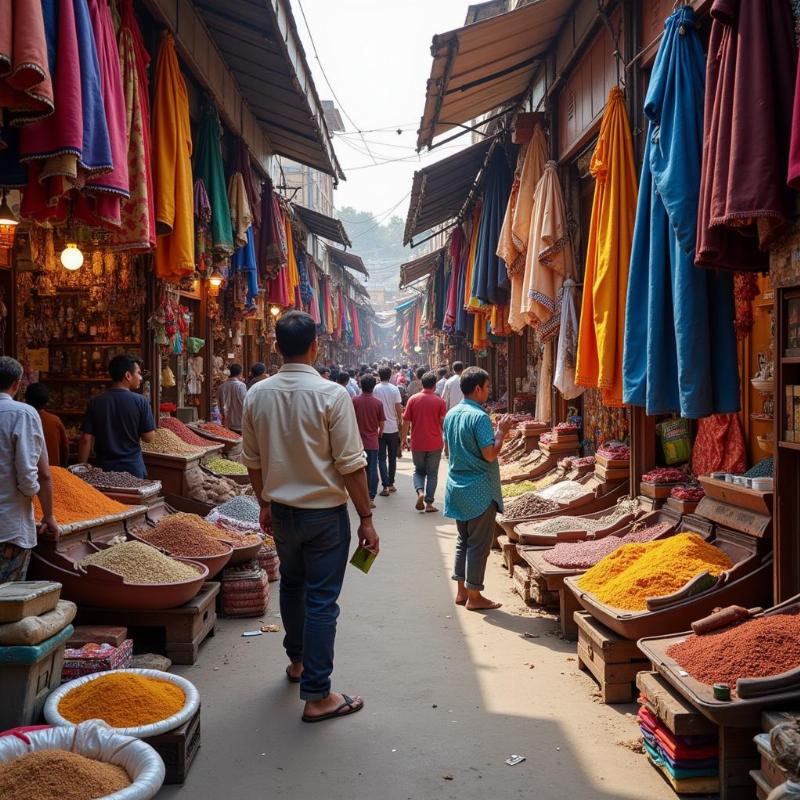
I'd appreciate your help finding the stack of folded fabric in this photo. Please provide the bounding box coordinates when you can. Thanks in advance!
[221,561,270,617]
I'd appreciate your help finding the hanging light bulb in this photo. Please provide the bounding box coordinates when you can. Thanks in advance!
[270,305,281,317]
[208,269,224,288]
[60,243,84,271]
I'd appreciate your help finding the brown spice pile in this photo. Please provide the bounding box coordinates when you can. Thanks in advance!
[0,749,130,799]
[502,493,558,520]
[141,428,205,456]
[159,416,217,447]
[139,514,231,557]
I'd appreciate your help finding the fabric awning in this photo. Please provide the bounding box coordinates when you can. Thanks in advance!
[328,246,368,277]
[416,0,573,150]
[403,138,494,246]
[195,0,344,180]
[399,247,445,289]
[292,204,351,247]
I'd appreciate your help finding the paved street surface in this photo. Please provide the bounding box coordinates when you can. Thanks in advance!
[163,458,674,800]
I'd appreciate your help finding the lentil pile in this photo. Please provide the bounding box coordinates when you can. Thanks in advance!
[159,416,217,447]
[79,541,201,584]
[34,467,128,525]
[216,495,261,524]
[205,456,248,475]
[502,493,559,520]
[58,671,186,727]
[502,480,539,498]
[137,514,231,557]
[199,422,241,441]
[667,612,800,692]
[77,466,156,490]
[0,749,130,800]
[577,532,733,610]
[141,427,205,455]
[542,521,673,569]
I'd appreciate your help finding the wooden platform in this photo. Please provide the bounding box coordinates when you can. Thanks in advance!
[497,535,524,573]
[574,611,649,703]
[144,705,201,784]
[518,547,581,638]
[76,582,219,665]
[511,565,532,604]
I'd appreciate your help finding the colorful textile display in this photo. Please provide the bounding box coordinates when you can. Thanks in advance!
[152,32,194,279]
[622,6,739,418]
[194,104,233,255]
[691,413,747,477]
[575,87,636,407]
[554,279,583,400]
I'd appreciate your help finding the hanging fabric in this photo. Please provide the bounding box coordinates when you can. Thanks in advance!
[258,178,288,280]
[696,0,795,271]
[622,6,739,418]
[554,279,583,400]
[194,104,233,254]
[443,226,466,330]
[152,32,194,279]
[535,340,553,424]
[575,87,637,407]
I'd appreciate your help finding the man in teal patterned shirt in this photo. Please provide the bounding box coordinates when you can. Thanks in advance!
[443,367,514,611]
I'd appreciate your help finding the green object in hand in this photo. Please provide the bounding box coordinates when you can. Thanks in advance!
[350,546,378,574]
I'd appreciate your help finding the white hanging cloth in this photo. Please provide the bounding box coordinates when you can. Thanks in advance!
[554,279,584,400]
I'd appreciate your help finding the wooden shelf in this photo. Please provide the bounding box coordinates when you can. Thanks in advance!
[781,356,800,364]
[41,376,110,383]
[750,413,774,423]
[778,440,800,452]
[48,341,140,347]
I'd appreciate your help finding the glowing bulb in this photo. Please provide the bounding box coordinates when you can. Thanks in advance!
[60,243,83,271]
[0,193,18,226]
[208,269,224,288]
[413,345,422,353]
[270,305,281,317]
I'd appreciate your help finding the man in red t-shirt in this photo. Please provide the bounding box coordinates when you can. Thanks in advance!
[401,371,446,513]
[351,374,385,505]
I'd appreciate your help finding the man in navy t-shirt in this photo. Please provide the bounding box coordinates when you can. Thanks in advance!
[78,355,156,478]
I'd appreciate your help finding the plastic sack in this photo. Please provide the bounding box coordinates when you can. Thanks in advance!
[657,418,692,465]
[769,781,800,800]
[0,600,77,646]
[44,669,200,739]
[0,720,165,799]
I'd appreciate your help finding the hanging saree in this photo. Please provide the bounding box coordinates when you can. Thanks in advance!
[194,104,233,254]
[554,279,583,400]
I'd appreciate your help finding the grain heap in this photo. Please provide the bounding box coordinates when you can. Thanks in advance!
[205,456,248,476]
[137,514,231,557]
[502,493,558,520]
[141,427,204,456]
[502,480,539,499]
[0,749,131,800]
[77,466,157,490]
[577,532,733,610]
[207,526,261,547]
[34,467,128,525]
[543,521,673,569]
[537,480,591,504]
[79,541,201,584]
[519,500,637,537]
[58,672,185,727]
[667,612,800,692]
[159,416,218,448]
[199,422,241,441]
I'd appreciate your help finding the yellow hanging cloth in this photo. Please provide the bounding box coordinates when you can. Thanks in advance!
[575,87,637,407]
[284,216,300,298]
[464,206,482,311]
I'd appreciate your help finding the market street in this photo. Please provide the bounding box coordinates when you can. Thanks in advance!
[163,458,673,800]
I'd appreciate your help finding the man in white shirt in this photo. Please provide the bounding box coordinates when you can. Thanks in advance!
[0,357,58,583]
[243,312,379,724]
[441,361,465,411]
[434,366,448,396]
[217,364,247,433]
[373,366,404,496]
[347,369,361,397]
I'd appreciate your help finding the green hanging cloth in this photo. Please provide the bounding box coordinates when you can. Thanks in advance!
[194,104,233,254]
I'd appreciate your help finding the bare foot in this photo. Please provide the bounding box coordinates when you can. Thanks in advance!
[425,504,438,513]
[302,691,364,723]
[455,593,468,606]
[466,594,502,611]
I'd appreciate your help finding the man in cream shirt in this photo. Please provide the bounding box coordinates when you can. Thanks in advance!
[242,311,380,725]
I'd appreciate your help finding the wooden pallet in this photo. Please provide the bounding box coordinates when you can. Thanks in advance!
[145,706,201,784]
[574,611,649,703]
[77,582,219,665]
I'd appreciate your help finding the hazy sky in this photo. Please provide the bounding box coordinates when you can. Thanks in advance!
[294,0,473,225]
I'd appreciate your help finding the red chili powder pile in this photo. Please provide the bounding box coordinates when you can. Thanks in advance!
[667,612,800,692]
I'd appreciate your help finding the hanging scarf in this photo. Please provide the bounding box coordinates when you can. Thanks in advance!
[444,226,465,330]
[258,179,287,278]
[194,179,212,274]
[194,104,233,254]
[228,172,252,249]
[554,279,583,400]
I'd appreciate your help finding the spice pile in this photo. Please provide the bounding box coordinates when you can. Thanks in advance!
[502,493,558,520]
[641,467,687,484]
[543,521,673,569]
[498,450,545,480]
[199,422,241,441]
[137,515,231,557]
[537,480,591,504]
[205,456,248,476]
[0,749,130,800]
[745,457,773,478]
[79,541,201,584]
[670,483,705,502]
[141,428,205,456]
[58,671,186,727]
[520,501,637,537]
[34,467,128,525]
[577,532,733,610]
[502,480,539,499]
[215,496,261,525]
[596,441,630,461]
[667,612,800,692]
[159,416,217,448]
[76,466,157,490]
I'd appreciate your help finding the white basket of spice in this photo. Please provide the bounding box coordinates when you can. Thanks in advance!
[0,720,165,799]
[44,669,200,739]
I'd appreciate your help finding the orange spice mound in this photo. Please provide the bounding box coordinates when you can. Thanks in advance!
[577,532,733,611]
[34,467,128,525]
[58,672,186,727]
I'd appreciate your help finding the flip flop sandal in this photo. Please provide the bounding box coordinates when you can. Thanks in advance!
[415,495,424,511]
[302,694,364,723]
[424,506,438,513]
[286,665,302,684]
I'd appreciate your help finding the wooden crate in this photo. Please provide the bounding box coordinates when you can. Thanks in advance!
[574,611,649,704]
[511,565,532,604]
[636,672,715,737]
[496,535,524,573]
[144,706,201,784]
[529,573,559,608]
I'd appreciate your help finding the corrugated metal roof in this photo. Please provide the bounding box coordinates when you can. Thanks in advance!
[399,247,445,289]
[416,0,573,150]
[195,0,344,180]
[403,137,494,246]
[327,246,368,277]
[292,204,351,247]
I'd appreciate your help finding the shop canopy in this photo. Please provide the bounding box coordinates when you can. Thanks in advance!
[195,0,344,181]
[416,0,572,150]
[403,138,495,246]
[292,204,351,247]
[328,246,368,277]
[399,247,445,289]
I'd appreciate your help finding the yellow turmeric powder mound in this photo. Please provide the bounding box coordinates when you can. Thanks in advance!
[577,532,733,611]
[59,672,186,728]
[34,467,128,525]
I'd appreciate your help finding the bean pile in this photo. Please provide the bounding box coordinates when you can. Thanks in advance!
[199,422,241,441]
[141,428,205,456]
[159,416,217,447]
[205,457,248,475]
[34,467,128,525]
[138,515,231,557]
[0,749,130,800]
[543,521,673,569]
[80,541,201,584]
[216,496,261,524]
[502,493,558,520]
[745,457,773,478]
[78,466,156,490]
[667,612,800,693]
[518,501,636,537]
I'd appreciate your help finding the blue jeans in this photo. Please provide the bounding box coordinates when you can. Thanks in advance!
[412,449,442,504]
[270,502,351,701]
[365,449,379,499]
